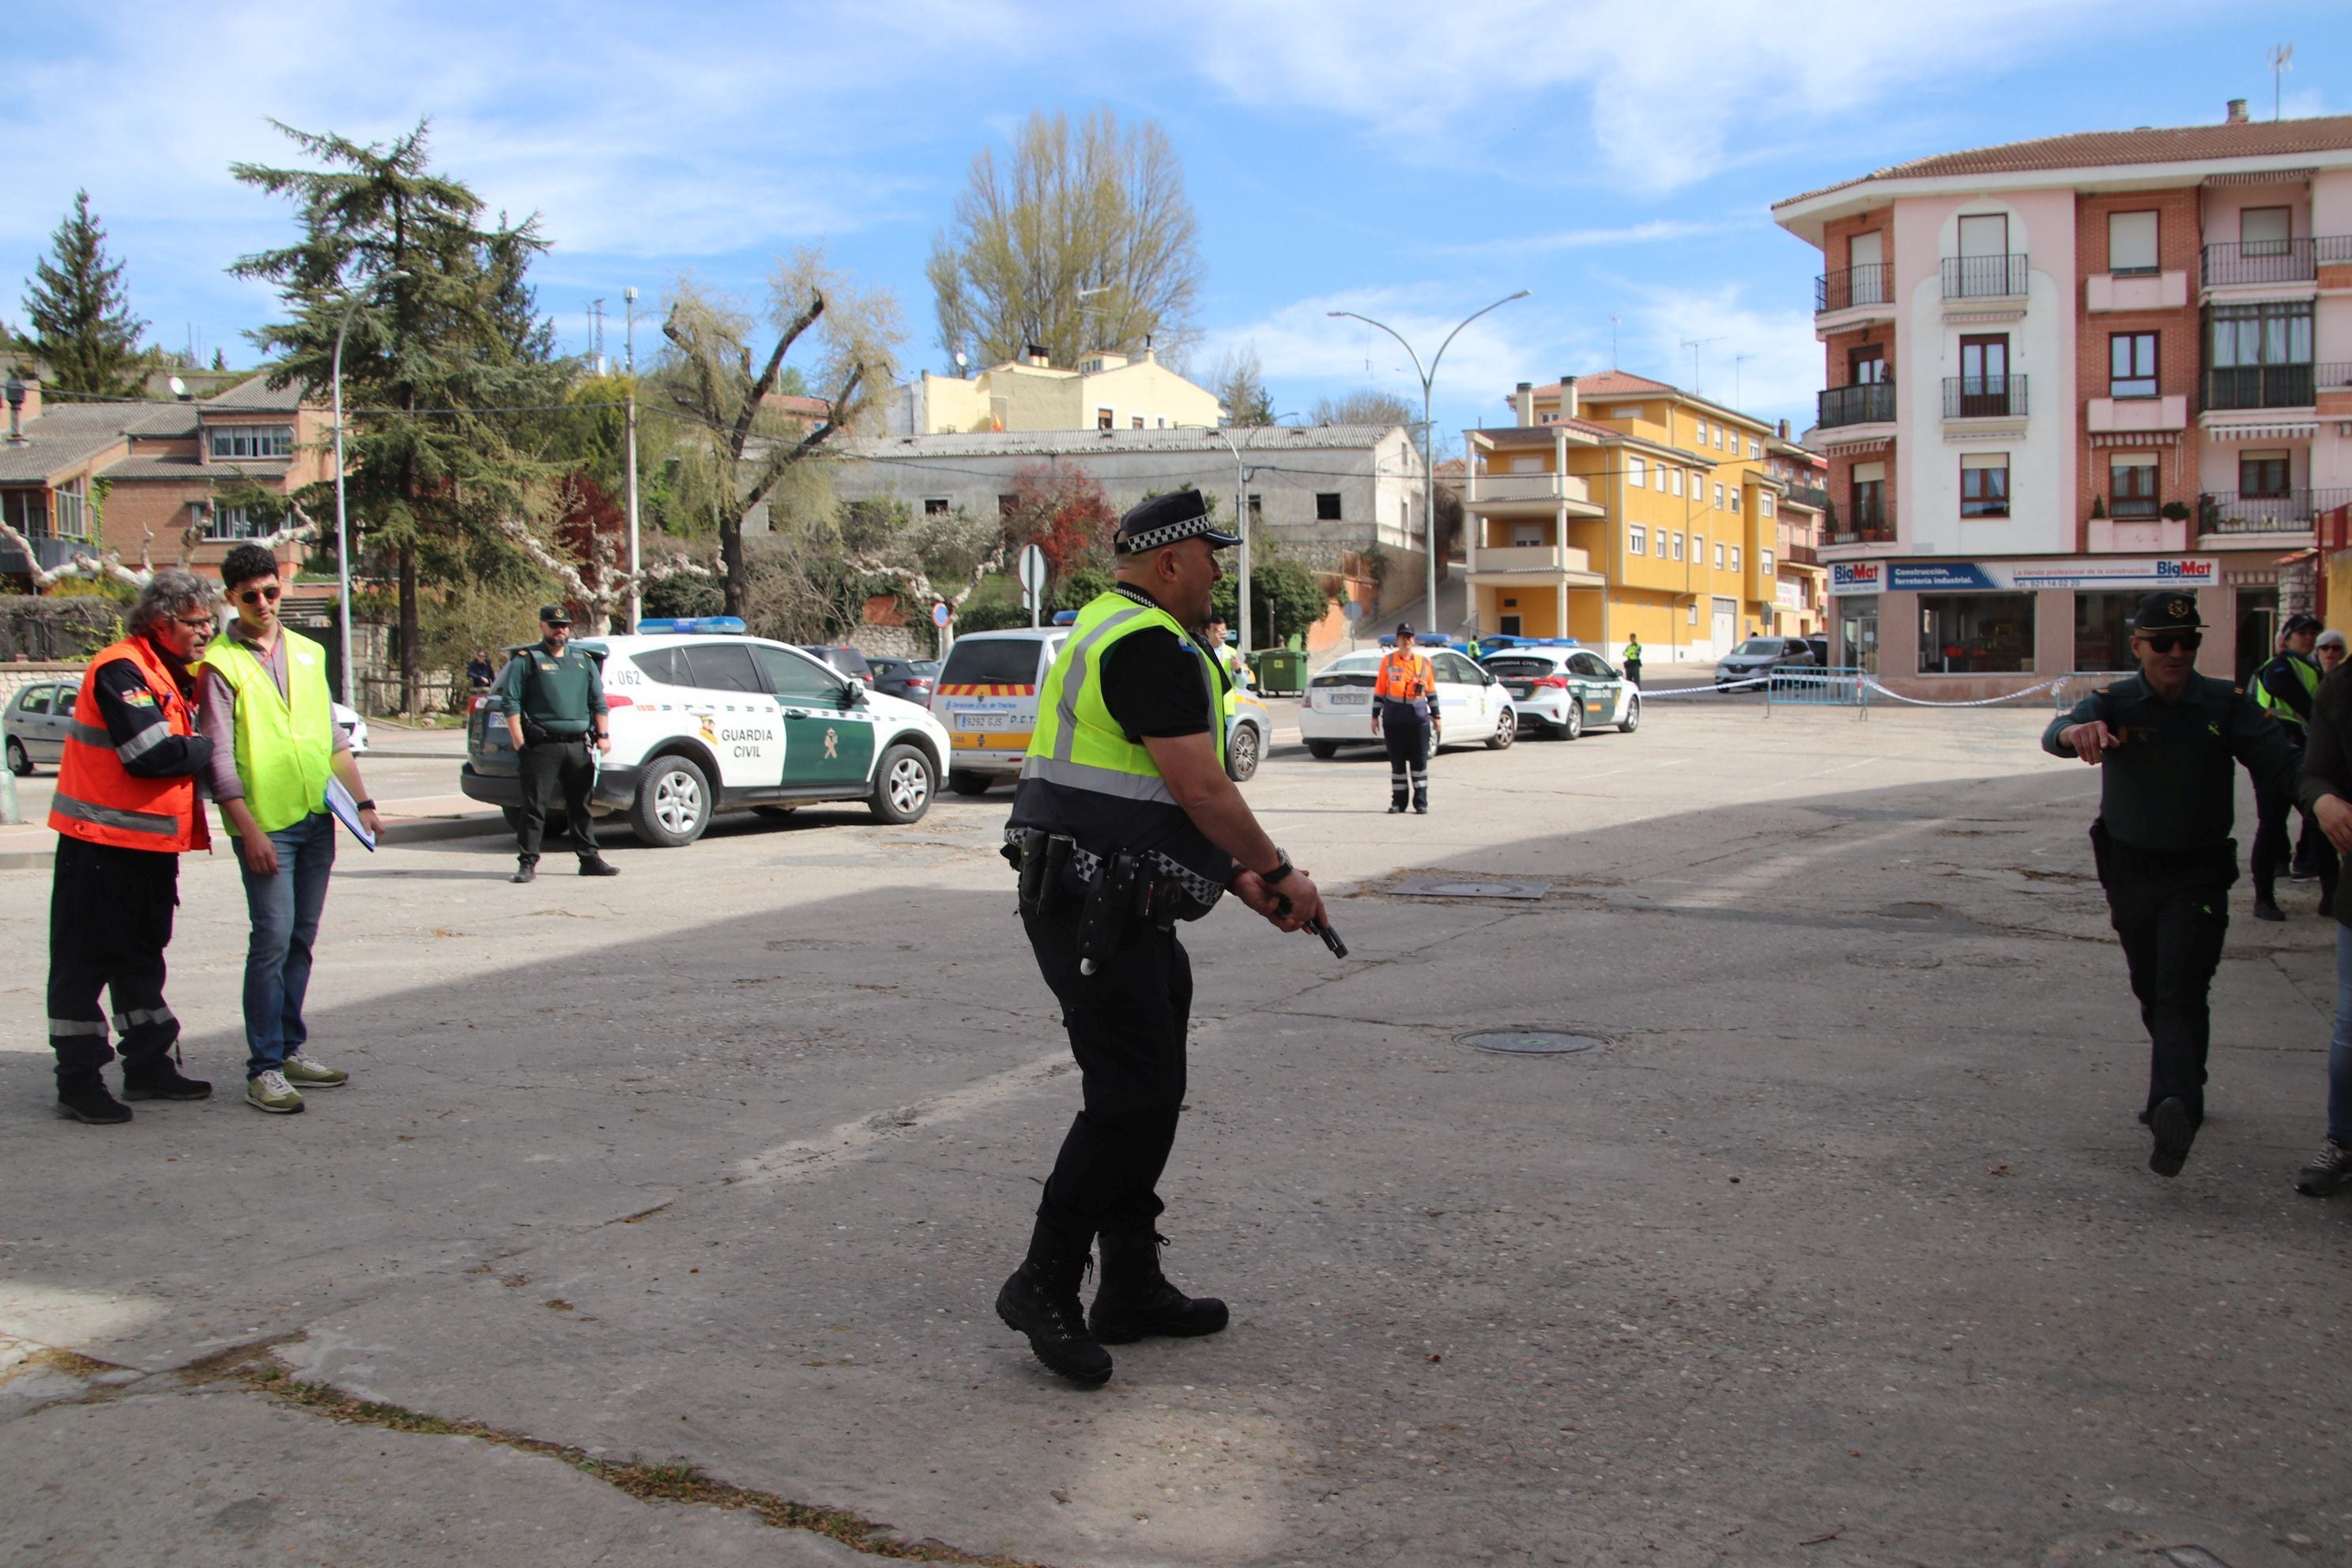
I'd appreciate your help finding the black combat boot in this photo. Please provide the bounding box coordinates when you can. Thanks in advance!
[996,1219,1113,1385]
[1088,1229,1229,1345]
[122,1060,212,1101]
[2254,876,2285,921]
[56,1074,132,1125]
[579,857,620,877]
[511,857,537,884]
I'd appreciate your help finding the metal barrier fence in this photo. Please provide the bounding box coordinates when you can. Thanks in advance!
[1642,667,2115,718]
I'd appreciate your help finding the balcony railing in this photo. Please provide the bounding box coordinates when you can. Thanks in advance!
[1781,483,1830,512]
[1817,382,1895,429]
[1815,263,1893,314]
[2197,488,2352,533]
[2204,364,2316,410]
[1941,252,2028,300]
[1830,526,1895,546]
[1943,374,2028,419]
[1783,542,1821,567]
[1464,471,1594,508]
[2201,236,2352,288]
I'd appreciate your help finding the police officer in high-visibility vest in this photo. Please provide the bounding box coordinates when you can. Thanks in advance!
[2250,613,2337,920]
[498,604,620,884]
[1371,624,1439,814]
[997,489,1328,1386]
[45,570,223,1124]
[199,543,382,1115]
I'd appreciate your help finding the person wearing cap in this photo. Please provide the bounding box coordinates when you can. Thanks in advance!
[1371,624,1440,814]
[2043,590,2301,1178]
[995,488,1328,1387]
[2250,613,2335,917]
[496,605,619,884]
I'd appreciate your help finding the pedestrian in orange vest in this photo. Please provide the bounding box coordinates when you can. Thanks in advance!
[47,569,222,1124]
[1370,624,1439,813]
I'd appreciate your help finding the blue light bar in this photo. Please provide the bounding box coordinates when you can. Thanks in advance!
[635,616,745,635]
[1051,610,1079,626]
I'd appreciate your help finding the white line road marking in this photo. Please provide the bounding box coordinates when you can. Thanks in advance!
[727,1050,1070,1186]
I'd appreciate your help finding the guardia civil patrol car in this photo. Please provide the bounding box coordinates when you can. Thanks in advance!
[459,618,952,847]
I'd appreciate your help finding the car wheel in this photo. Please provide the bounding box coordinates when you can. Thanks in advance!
[5,736,30,776]
[751,805,798,820]
[1486,707,1515,749]
[869,743,935,824]
[1306,740,1340,760]
[1618,695,1641,733]
[1559,702,1583,741]
[946,768,994,797]
[1226,722,1261,782]
[629,754,710,848]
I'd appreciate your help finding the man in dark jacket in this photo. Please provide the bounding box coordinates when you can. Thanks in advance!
[2290,661,2352,1197]
[2250,613,2335,918]
[2043,591,2301,1177]
[496,605,619,884]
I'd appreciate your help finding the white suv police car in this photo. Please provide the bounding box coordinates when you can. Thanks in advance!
[461,617,952,847]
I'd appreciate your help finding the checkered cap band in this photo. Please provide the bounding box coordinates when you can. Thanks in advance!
[1117,514,1236,554]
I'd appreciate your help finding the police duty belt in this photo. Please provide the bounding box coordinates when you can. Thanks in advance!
[1002,824,1226,913]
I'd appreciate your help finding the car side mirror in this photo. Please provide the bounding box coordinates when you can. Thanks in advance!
[841,681,866,708]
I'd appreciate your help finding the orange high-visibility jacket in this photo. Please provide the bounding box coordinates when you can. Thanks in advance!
[49,636,209,854]
[1374,648,1434,701]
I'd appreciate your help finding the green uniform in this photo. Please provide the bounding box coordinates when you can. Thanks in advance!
[2041,673,2298,851]
[497,639,608,868]
[499,641,605,736]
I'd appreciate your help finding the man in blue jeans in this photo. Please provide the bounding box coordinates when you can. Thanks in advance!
[199,543,382,1115]
[2294,651,2352,1194]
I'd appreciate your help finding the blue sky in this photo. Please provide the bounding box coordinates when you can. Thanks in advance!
[9,1,2346,443]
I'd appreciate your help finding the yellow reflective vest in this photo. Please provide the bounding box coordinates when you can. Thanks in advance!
[201,628,337,834]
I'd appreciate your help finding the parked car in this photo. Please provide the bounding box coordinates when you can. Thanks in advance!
[1478,646,1640,738]
[801,644,876,687]
[461,628,950,847]
[4,680,78,775]
[869,656,940,707]
[1715,636,1819,688]
[1297,648,1515,758]
[332,701,371,756]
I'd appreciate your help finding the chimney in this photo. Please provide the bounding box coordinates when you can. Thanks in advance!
[1025,343,1050,367]
[1513,382,1534,427]
[2226,98,2249,125]
[1143,333,1155,364]
[1777,418,1791,440]
[2,374,36,444]
[1561,375,1580,419]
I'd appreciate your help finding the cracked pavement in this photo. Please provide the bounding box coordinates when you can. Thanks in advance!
[2,705,2347,1566]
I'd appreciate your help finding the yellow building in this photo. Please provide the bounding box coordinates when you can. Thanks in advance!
[888,344,1225,435]
[1461,372,1827,662]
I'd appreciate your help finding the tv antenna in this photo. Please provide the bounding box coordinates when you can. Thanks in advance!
[1679,335,1726,394]
[2270,43,2294,120]
[1733,352,1756,409]
[1609,312,1621,370]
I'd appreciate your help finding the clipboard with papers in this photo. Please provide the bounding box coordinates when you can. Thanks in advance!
[325,776,377,850]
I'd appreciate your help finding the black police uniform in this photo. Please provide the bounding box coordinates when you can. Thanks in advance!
[2042,591,2301,1175]
[2249,631,2338,914]
[997,491,1248,1385]
[499,610,612,877]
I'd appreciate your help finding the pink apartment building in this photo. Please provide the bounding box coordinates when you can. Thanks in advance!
[1773,107,2352,697]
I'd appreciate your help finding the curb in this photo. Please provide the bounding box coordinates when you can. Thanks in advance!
[0,811,509,871]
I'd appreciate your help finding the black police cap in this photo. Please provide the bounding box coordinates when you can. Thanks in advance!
[537,603,572,625]
[2129,591,2201,633]
[1114,489,1242,555]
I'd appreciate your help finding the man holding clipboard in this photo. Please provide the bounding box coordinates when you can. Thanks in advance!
[198,544,382,1117]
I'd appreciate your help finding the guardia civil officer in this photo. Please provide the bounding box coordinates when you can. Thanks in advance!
[497,605,620,884]
[1622,633,1644,688]
[2250,613,2336,914]
[2043,591,2301,1177]
[45,569,221,1124]
[1370,624,1438,813]
[997,489,1327,1386]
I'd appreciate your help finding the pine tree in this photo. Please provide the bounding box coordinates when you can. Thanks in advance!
[23,190,148,398]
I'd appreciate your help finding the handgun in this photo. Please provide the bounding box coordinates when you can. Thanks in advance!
[1272,892,1348,959]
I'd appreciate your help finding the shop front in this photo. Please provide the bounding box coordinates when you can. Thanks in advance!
[1828,556,2233,699]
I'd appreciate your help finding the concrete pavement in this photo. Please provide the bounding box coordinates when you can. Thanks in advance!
[2,703,2346,1566]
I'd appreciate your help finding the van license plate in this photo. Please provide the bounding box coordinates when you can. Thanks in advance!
[953,711,1020,730]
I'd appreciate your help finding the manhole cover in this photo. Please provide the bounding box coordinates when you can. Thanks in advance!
[1460,1030,1600,1056]
[1396,879,1548,900]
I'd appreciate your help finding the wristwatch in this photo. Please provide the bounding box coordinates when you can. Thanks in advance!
[1261,847,1295,885]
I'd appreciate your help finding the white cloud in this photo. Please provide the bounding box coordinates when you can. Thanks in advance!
[1434,220,1730,258]
[1615,282,1822,425]
[1187,0,2148,194]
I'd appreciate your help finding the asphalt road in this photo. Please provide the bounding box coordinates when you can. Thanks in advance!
[2,702,2345,1568]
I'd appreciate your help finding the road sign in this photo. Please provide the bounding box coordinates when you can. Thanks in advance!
[1018,544,1049,627]
[931,601,952,628]
[1342,600,1363,623]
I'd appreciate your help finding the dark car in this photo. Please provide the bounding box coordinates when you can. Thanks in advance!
[1714,636,1819,688]
[869,656,939,707]
[801,645,876,687]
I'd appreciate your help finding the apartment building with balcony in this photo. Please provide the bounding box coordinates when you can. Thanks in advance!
[1459,372,1808,662]
[1775,107,2352,695]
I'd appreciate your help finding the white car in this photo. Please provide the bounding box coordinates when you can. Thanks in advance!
[932,626,1273,792]
[1297,646,1515,758]
[459,622,952,847]
[332,701,370,756]
[1476,645,1641,739]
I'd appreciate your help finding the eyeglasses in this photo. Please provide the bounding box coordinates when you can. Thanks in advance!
[173,615,217,634]
[2139,631,2202,653]
[237,585,282,605]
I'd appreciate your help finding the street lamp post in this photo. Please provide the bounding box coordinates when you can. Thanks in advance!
[1192,424,1253,655]
[1328,292,1529,639]
[330,270,407,710]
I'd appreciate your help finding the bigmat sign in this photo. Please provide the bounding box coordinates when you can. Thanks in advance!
[1830,559,2216,595]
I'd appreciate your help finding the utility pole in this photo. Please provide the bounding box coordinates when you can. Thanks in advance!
[624,388,643,632]
[623,286,638,375]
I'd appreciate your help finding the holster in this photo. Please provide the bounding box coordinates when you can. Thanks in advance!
[1076,852,1140,971]
[1012,830,1076,918]
[520,715,552,746]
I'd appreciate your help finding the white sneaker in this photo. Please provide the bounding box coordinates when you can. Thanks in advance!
[246,1069,304,1114]
[282,1053,348,1087]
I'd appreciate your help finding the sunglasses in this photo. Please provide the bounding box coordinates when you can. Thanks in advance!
[2138,631,2202,653]
[237,585,283,605]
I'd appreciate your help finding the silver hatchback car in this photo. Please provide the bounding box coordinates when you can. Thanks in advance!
[5,680,80,776]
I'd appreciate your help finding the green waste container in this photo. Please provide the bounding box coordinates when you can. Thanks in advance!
[1251,649,1306,696]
